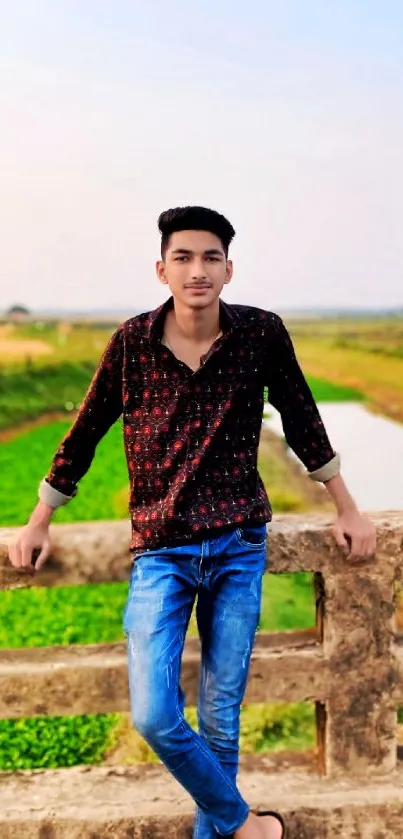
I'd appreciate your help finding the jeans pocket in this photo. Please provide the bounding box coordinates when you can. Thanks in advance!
[235,524,267,549]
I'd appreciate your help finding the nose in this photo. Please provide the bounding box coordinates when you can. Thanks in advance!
[191,257,208,281]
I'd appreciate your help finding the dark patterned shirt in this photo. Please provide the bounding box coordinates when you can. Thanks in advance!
[41,297,339,551]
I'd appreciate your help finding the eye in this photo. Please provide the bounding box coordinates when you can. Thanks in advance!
[206,256,220,262]
[175,255,188,262]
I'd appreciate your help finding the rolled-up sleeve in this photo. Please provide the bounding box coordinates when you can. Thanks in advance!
[265,315,341,483]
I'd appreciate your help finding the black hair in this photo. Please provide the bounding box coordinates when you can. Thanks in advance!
[158,206,235,259]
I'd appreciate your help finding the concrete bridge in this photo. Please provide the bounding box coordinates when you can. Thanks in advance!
[0,512,402,838]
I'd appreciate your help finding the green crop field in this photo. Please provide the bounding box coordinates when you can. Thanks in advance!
[0,419,127,525]
[291,316,403,422]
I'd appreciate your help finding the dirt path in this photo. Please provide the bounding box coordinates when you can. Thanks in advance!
[0,338,53,357]
[0,411,71,443]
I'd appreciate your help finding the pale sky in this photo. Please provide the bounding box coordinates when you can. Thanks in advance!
[1,1,402,314]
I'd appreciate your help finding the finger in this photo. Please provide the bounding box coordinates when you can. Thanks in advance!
[356,537,375,560]
[332,526,349,553]
[348,536,360,559]
[350,536,365,560]
[21,542,35,569]
[34,544,50,572]
[8,540,22,568]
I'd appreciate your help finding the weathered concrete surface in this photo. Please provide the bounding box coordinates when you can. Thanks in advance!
[2,514,402,776]
[0,631,327,719]
[1,629,401,722]
[1,511,403,822]
[0,519,134,590]
[319,538,401,779]
[0,758,403,838]
[1,512,402,589]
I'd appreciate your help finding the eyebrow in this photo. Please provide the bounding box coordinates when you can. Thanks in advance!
[171,248,224,256]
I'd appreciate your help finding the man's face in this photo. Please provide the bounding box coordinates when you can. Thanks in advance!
[156,229,233,309]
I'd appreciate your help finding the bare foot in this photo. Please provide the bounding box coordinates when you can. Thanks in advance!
[234,811,283,839]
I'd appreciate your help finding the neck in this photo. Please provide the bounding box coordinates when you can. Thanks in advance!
[166,297,221,343]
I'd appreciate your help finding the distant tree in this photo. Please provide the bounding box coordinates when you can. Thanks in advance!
[5,304,31,320]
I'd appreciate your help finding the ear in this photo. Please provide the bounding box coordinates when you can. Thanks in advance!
[156,259,168,285]
[224,259,233,285]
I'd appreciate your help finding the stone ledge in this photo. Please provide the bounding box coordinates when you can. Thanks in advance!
[1,511,402,589]
[1,758,403,838]
[0,632,327,718]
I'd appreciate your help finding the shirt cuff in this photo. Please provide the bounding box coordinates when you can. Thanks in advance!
[38,478,77,508]
[308,452,341,483]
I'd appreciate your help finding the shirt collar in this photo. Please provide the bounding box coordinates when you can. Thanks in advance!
[147,295,241,344]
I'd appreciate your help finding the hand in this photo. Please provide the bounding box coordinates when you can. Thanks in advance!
[8,523,51,574]
[332,510,376,560]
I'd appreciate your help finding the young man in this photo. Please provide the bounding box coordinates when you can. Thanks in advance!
[9,206,376,839]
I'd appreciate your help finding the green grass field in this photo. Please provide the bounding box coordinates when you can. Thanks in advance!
[0,419,127,526]
[291,317,403,422]
[0,357,364,432]
[0,572,315,650]
[0,362,95,431]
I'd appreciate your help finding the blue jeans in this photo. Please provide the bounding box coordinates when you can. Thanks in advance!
[123,524,267,838]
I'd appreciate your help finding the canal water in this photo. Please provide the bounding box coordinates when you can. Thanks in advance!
[263,402,403,512]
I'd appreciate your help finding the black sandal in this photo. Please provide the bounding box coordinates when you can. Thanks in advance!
[256,810,286,838]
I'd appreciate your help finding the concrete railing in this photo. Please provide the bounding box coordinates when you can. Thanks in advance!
[1,512,403,838]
